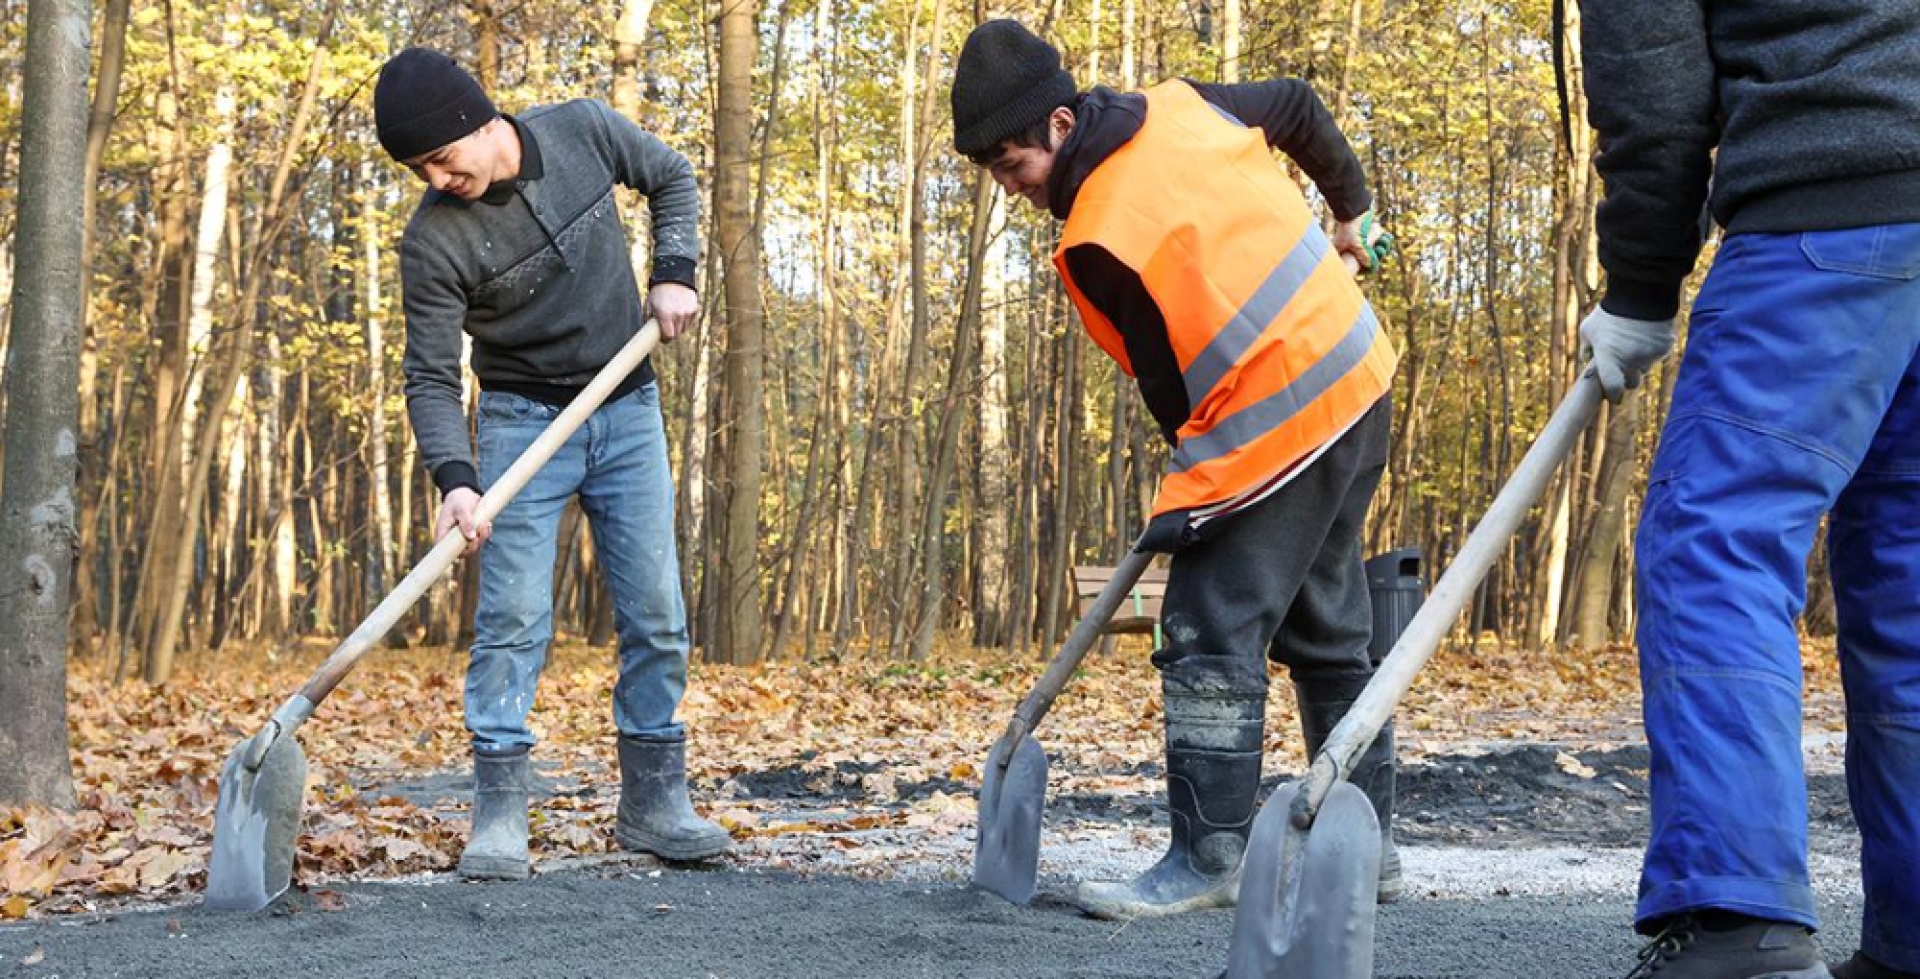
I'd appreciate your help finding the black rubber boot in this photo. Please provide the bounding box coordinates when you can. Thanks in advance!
[614,734,731,861]
[1293,671,1402,903]
[1833,951,1919,979]
[1075,690,1264,919]
[1625,914,1830,979]
[459,747,531,880]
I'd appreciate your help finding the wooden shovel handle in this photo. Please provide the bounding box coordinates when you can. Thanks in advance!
[994,541,1155,763]
[1293,372,1605,827]
[293,321,664,709]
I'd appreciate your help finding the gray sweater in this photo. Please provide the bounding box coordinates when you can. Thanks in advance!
[398,98,699,493]
[1585,0,1920,320]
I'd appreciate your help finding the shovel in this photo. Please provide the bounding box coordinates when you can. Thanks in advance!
[204,320,664,912]
[973,538,1154,905]
[1225,374,1605,978]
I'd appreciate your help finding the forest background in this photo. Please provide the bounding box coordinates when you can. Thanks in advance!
[0,0,1816,816]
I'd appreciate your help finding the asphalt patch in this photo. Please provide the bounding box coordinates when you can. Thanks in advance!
[0,866,1864,979]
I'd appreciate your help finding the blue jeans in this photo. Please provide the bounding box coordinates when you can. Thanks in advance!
[466,382,690,753]
[1636,223,1920,971]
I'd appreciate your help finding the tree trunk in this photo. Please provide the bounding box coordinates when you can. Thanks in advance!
[1221,0,1241,82]
[143,7,242,682]
[363,163,396,600]
[473,0,500,89]
[0,0,90,807]
[713,0,765,665]
[910,172,995,659]
[884,0,947,657]
[973,191,1012,647]
[611,0,657,123]
[146,17,329,682]
[1569,395,1639,647]
[125,13,194,680]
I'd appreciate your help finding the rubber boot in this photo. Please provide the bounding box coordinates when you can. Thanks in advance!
[614,734,732,861]
[1075,691,1264,919]
[459,747,531,880]
[1294,672,1402,903]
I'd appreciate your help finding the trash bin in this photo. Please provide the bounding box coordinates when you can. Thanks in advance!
[1365,547,1426,665]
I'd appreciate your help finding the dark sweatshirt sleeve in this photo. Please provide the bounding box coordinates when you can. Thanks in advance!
[1184,78,1372,221]
[1583,0,1719,321]
[1064,245,1189,445]
[398,235,481,495]
[588,100,700,290]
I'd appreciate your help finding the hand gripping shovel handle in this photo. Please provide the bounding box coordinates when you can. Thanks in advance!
[1290,372,1605,829]
[242,321,664,767]
[990,539,1155,770]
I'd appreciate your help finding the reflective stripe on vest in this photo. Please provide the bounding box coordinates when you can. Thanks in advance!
[1054,80,1397,518]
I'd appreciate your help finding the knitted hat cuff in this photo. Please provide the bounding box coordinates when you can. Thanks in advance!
[954,71,1077,158]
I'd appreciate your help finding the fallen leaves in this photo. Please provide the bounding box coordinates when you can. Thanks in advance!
[4,634,1845,919]
[1555,752,1599,780]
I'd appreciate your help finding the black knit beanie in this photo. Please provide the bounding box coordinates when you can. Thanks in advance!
[374,48,498,162]
[950,20,1078,159]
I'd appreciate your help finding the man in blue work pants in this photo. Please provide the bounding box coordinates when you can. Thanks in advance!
[1632,227,1920,978]
[1581,3,1920,975]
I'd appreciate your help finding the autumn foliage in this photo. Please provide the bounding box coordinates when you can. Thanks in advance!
[2,636,1846,919]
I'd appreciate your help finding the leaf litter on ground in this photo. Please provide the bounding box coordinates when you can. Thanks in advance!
[2,633,1846,917]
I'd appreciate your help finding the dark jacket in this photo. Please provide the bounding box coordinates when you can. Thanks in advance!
[398,99,699,494]
[1052,80,1372,445]
[1585,0,1920,321]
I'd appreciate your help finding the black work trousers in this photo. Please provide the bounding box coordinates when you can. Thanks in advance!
[1151,396,1391,698]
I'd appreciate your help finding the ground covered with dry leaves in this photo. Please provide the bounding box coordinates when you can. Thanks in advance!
[1,634,1849,921]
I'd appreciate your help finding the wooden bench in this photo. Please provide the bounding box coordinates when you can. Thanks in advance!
[1072,564,1170,640]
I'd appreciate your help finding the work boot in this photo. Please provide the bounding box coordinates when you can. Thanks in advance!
[1625,913,1830,979]
[614,733,732,861]
[1832,951,1920,979]
[1075,690,1264,919]
[1294,672,1403,903]
[459,747,531,880]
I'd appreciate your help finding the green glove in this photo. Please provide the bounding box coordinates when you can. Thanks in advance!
[1359,212,1395,271]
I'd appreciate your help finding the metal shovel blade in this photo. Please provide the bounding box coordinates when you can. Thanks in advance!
[205,727,308,911]
[971,734,1048,904]
[1225,780,1381,979]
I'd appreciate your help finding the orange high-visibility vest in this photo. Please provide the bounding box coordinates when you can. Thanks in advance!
[1055,80,1397,520]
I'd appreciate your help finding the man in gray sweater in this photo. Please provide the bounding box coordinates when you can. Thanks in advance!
[374,47,728,880]
[1579,3,1920,978]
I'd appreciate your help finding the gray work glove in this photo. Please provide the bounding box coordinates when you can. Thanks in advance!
[1578,307,1675,402]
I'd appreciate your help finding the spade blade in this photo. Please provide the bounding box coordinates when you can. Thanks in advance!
[205,728,308,912]
[1225,779,1381,979]
[971,734,1048,905]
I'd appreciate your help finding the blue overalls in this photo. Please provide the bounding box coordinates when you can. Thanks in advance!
[1636,222,1920,972]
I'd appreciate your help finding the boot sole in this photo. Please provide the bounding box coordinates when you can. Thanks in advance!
[1377,875,1405,904]
[1075,876,1240,920]
[615,825,732,862]
[457,854,530,880]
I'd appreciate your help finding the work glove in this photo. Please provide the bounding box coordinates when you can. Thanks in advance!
[1356,211,1395,271]
[1578,307,1675,402]
[1333,212,1394,276]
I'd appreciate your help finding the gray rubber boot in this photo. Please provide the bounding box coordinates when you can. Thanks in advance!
[458,747,531,881]
[1075,690,1264,919]
[614,734,732,861]
[1294,672,1402,903]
